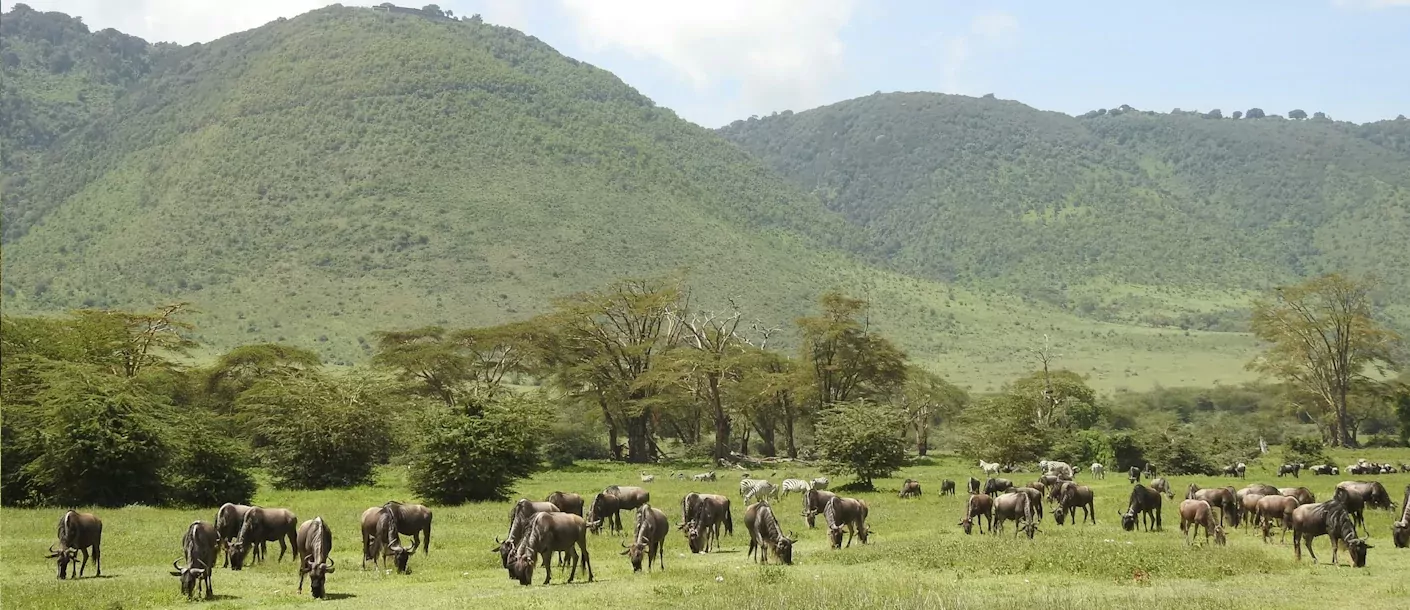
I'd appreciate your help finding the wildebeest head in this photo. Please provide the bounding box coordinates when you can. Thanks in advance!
[775,532,796,564]
[1393,521,1409,549]
[1347,538,1371,567]
[1020,520,1040,539]
[1213,524,1227,546]
[47,545,77,579]
[682,521,704,553]
[511,549,537,585]
[305,556,334,598]
[827,523,844,549]
[1120,510,1138,531]
[621,541,648,572]
[958,516,974,535]
[1051,507,1066,525]
[385,543,413,573]
[227,540,251,570]
[169,558,207,599]
[493,536,515,569]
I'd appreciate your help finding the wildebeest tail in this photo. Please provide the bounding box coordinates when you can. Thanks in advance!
[724,505,733,536]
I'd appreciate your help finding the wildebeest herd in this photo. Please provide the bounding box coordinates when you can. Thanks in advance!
[38,461,1410,600]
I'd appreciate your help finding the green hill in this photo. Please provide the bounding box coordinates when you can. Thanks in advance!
[718,93,1410,329]
[0,6,1266,389]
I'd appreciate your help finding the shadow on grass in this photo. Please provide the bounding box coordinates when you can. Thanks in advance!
[322,593,357,600]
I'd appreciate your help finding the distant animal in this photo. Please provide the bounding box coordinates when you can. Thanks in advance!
[1240,493,1268,529]
[228,506,297,569]
[1150,477,1174,500]
[744,502,795,565]
[1121,484,1163,532]
[1187,484,1241,528]
[959,493,994,535]
[169,521,217,600]
[899,479,922,499]
[1052,483,1096,525]
[979,460,1001,476]
[640,471,655,483]
[780,479,812,498]
[1143,463,1157,478]
[940,479,956,496]
[993,489,1040,539]
[1091,463,1105,479]
[1041,460,1075,481]
[215,503,259,569]
[1309,464,1336,476]
[620,504,667,572]
[365,505,415,573]
[967,477,981,495]
[381,501,433,554]
[589,486,651,535]
[823,496,870,548]
[1290,490,1370,567]
[1178,500,1226,547]
[1278,463,1302,478]
[983,477,1013,496]
[295,517,335,598]
[1236,463,1247,479]
[1336,480,1396,536]
[1278,487,1315,505]
[545,491,584,517]
[801,488,838,529]
[680,493,732,553]
[495,500,561,571]
[46,510,102,580]
[1128,466,1141,484]
[740,478,778,503]
[691,471,717,482]
[1391,485,1409,549]
[1255,494,1300,544]
[810,477,829,490]
[510,512,593,585]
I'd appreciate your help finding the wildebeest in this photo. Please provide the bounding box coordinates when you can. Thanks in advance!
[801,488,838,529]
[1143,463,1157,478]
[589,486,650,535]
[1223,463,1246,478]
[382,501,432,554]
[967,477,981,495]
[1290,490,1371,567]
[215,503,259,569]
[811,477,829,490]
[743,502,794,565]
[1091,463,1105,479]
[1335,480,1396,536]
[229,506,297,569]
[983,477,1013,496]
[1010,486,1044,522]
[363,505,414,573]
[1178,500,1225,546]
[1037,474,1060,489]
[823,496,870,548]
[940,479,956,496]
[899,479,922,499]
[496,499,561,570]
[1255,494,1300,544]
[1278,463,1302,478]
[1121,484,1162,532]
[546,491,584,517]
[1391,485,1409,549]
[1150,477,1174,500]
[1279,487,1315,505]
[295,517,334,598]
[993,489,1039,539]
[510,512,593,585]
[680,493,732,553]
[1127,466,1141,484]
[1309,464,1336,476]
[1187,484,1241,527]
[621,504,667,572]
[959,493,993,535]
[169,521,217,600]
[1240,493,1268,529]
[47,510,102,580]
[1052,483,1095,525]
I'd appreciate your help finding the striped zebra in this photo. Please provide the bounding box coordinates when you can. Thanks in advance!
[779,479,812,498]
[740,479,778,503]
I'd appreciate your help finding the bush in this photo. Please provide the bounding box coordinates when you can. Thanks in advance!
[958,394,1050,465]
[239,374,390,489]
[408,395,543,504]
[813,399,906,490]
[541,407,608,468]
[163,417,257,506]
[1283,435,1331,464]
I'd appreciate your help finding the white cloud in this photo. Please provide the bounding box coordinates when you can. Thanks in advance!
[557,0,856,119]
[3,0,335,44]
[1332,0,1410,9]
[939,11,1019,95]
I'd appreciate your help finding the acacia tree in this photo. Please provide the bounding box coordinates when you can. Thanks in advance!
[64,303,196,378]
[204,343,321,415]
[652,301,750,460]
[889,367,968,456]
[814,399,906,490]
[797,292,907,408]
[1248,274,1400,447]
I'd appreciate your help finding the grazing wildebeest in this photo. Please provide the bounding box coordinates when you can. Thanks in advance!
[993,490,1039,539]
[215,503,260,569]
[1278,463,1302,478]
[743,502,794,565]
[495,499,562,570]
[1240,493,1268,529]
[589,485,650,535]
[1121,484,1162,532]
[780,479,812,498]
[940,479,956,496]
[229,506,297,569]
[1309,464,1335,476]
[510,512,593,585]
[1178,500,1225,546]
[801,488,838,529]
[1279,487,1315,505]
[1010,486,1044,522]
[1187,484,1241,528]
[1052,483,1095,525]
[1037,474,1060,489]
[1336,480,1396,536]
[1256,494,1301,544]
[811,477,829,490]
[959,493,994,535]
[823,496,870,548]
[1143,463,1157,478]
[1128,466,1141,484]
[967,477,981,495]
[1391,485,1409,549]
[546,491,584,517]
[364,505,414,573]
[983,477,1013,496]
[295,517,334,598]
[1150,477,1174,500]
[621,504,667,572]
[1091,463,1105,479]
[169,521,217,600]
[382,501,432,554]
[979,460,1001,476]
[1290,490,1371,567]
[1027,481,1047,498]
[681,493,732,553]
[899,479,922,499]
[47,510,102,580]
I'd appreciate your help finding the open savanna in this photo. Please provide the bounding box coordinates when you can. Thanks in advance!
[4,451,1407,610]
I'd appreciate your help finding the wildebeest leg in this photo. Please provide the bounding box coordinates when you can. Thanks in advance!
[410,533,421,553]
[541,551,553,585]
[78,548,90,577]
[205,570,214,599]
[565,548,577,584]
[299,565,307,593]
[92,544,100,577]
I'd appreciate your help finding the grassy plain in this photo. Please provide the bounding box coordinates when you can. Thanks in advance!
[3,451,1407,610]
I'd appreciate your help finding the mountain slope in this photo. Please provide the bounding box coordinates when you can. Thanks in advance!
[718,93,1410,327]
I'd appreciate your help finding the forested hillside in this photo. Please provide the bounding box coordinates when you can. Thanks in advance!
[719,93,1410,329]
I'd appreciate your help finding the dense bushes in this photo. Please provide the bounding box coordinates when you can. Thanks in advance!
[813,400,906,490]
[1283,435,1331,465]
[238,375,393,490]
[163,417,257,506]
[408,395,543,504]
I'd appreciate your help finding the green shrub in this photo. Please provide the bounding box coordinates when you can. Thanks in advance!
[163,417,256,507]
[239,374,390,489]
[408,396,543,504]
[1283,435,1331,464]
[813,399,906,490]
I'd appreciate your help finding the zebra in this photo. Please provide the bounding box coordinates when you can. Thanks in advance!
[779,479,812,498]
[740,479,778,503]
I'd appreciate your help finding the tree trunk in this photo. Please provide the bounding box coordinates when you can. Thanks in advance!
[626,412,652,464]
[754,418,777,457]
[916,420,929,456]
[709,375,730,460]
[783,400,798,459]
[1335,387,1357,448]
[738,425,751,455]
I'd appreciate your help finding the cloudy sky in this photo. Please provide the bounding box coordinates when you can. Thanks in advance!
[6,0,1409,127]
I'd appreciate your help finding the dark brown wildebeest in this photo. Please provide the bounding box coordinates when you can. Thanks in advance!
[1255,494,1300,544]
[1038,474,1061,489]
[169,521,217,600]
[1128,466,1141,484]
[983,478,1013,496]
[1052,484,1096,525]
[1187,484,1241,527]
[1290,490,1371,567]
[47,510,102,579]
[382,501,432,554]
[743,502,795,565]
[940,480,956,496]
[1391,485,1409,549]
[899,479,922,499]
[510,512,593,585]
[1335,480,1396,536]
[993,490,1039,539]
[1150,477,1174,500]
[1277,463,1302,478]
[1178,499,1225,546]
[1010,487,1044,522]
[680,492,732,553]
[1279,487,1316,505]
[823,496,870,548]
[589,486,650,535]
[1121,484,1162,532]
[1240,492,1268,529]
[295,517,334,598]
[363,505,415,573]
[620,504,668,572]
[967,477,981,495]
[801,488,838,529]
[959,493,994,535]
[495,499,561,571]
[215,503,259,569]
[1026,480,1047,498]
[228,506,297,570]
[546,491,584,517]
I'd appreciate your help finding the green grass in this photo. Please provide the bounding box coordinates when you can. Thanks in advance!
[4,451,1408,609]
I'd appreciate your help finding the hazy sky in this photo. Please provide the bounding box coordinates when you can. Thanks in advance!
[6,0,1409,127]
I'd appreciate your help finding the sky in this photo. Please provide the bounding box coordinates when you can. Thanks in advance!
[5,0,1409,127]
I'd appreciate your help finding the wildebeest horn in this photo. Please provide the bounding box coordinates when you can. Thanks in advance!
[494,536,502,544]
[172,558,185,571]
[620,541,628,548]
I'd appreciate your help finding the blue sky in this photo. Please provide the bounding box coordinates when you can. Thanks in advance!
[8,0,1409,127]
